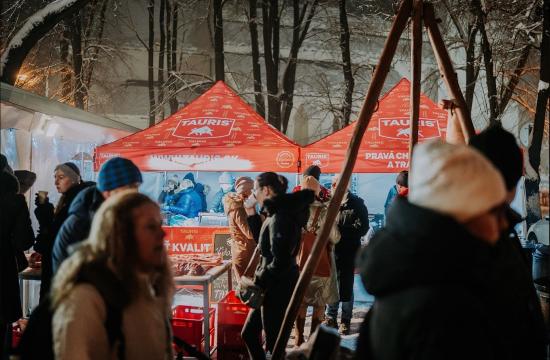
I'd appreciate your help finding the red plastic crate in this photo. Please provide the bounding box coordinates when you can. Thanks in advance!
[172,305,215,353]
[218,290,250,326]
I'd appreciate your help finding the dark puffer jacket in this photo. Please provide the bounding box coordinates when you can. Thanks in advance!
[167,188,203,218]
[52,186,104,273]
[252,189,314,352]
[1,170,34,324]
[334,191,369,301]
[254,190,314,289]
[356,198,499,360]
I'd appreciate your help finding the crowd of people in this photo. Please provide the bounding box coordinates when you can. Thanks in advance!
[1,124,548,359]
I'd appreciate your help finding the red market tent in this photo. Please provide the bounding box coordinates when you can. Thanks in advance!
[95,81,300,172]
[301,78,448,173]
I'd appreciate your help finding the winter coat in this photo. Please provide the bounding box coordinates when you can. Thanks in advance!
[301,199,340,306]
[334,192,369,301]
[53,272,172,360]
[253,190,313,351]
[210,187,233,213]
[254,190,314,290]
[167,188,202,218]
[479,208,547,359]
[52,186,104,273]
[355,197,529,360]
[0,170,35,324]
[224,193,257,278]
[35,181,93,298]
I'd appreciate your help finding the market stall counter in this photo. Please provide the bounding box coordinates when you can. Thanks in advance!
[172,260,233,356]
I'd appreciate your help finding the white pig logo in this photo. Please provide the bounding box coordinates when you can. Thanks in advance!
[188,126,213,136]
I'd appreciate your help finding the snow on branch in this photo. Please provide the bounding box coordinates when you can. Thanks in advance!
[0,0,91,84]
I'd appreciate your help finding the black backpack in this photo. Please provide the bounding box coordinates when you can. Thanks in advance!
[15,261,128,360]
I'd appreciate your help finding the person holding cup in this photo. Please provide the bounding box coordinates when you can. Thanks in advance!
[34,162,91,301]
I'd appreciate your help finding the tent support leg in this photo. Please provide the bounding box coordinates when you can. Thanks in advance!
[423,3,476,141]
[409,0,423,162]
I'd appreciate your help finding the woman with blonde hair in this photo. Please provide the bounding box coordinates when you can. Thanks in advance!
[50,191,174,360]
[294,175,340,346]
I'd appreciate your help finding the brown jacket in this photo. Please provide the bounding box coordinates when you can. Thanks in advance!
[224,193,258,278]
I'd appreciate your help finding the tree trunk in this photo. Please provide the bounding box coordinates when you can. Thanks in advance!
[280,0,318,133]
[60,26,72,102]
[157,0,166,120]
[248,0,265,117]
[169,1,179,114]
[263,0,281,130]
[525,0,550,227]
[71,13,85,109]
[213,0,224,81]
[338,0,354,127]
[0,0,91,84]
[83,0,109,90]
[472,0,499,124]
[148,0,156,127]
[464,24,479,112]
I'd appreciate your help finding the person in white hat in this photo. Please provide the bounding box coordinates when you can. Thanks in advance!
[355,140,510,360]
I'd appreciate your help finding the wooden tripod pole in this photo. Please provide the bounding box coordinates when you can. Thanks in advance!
[270,1,413,358]
[423,3,476,141]
[409,0,423,161]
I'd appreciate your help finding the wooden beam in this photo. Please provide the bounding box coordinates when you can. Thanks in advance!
[270,0,414,358]
[409,0,423,161]
[423,3,476,141]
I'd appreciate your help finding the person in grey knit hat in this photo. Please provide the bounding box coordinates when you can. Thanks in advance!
[52,157,142,272]
[34,162,89,300]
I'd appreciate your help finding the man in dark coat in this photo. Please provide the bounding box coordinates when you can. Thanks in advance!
[355,141,520,360]
[470,125,547,359]
[52,157,142,272]
[324,175,369,335]
[1,155,35,357]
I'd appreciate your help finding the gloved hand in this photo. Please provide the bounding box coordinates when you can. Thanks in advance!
[34,194,54,228]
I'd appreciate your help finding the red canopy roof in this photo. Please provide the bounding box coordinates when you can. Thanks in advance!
[301,78,448,173]
[95,81,300,172]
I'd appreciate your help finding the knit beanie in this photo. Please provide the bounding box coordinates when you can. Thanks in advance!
[184,172,195,185]
[97,157,143,192]
[409,140,506,222]
[469,125,523,191]
[235,176,254,194]
[396,170,408,187]
[55,162,81,184]
[303,165,321,181]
